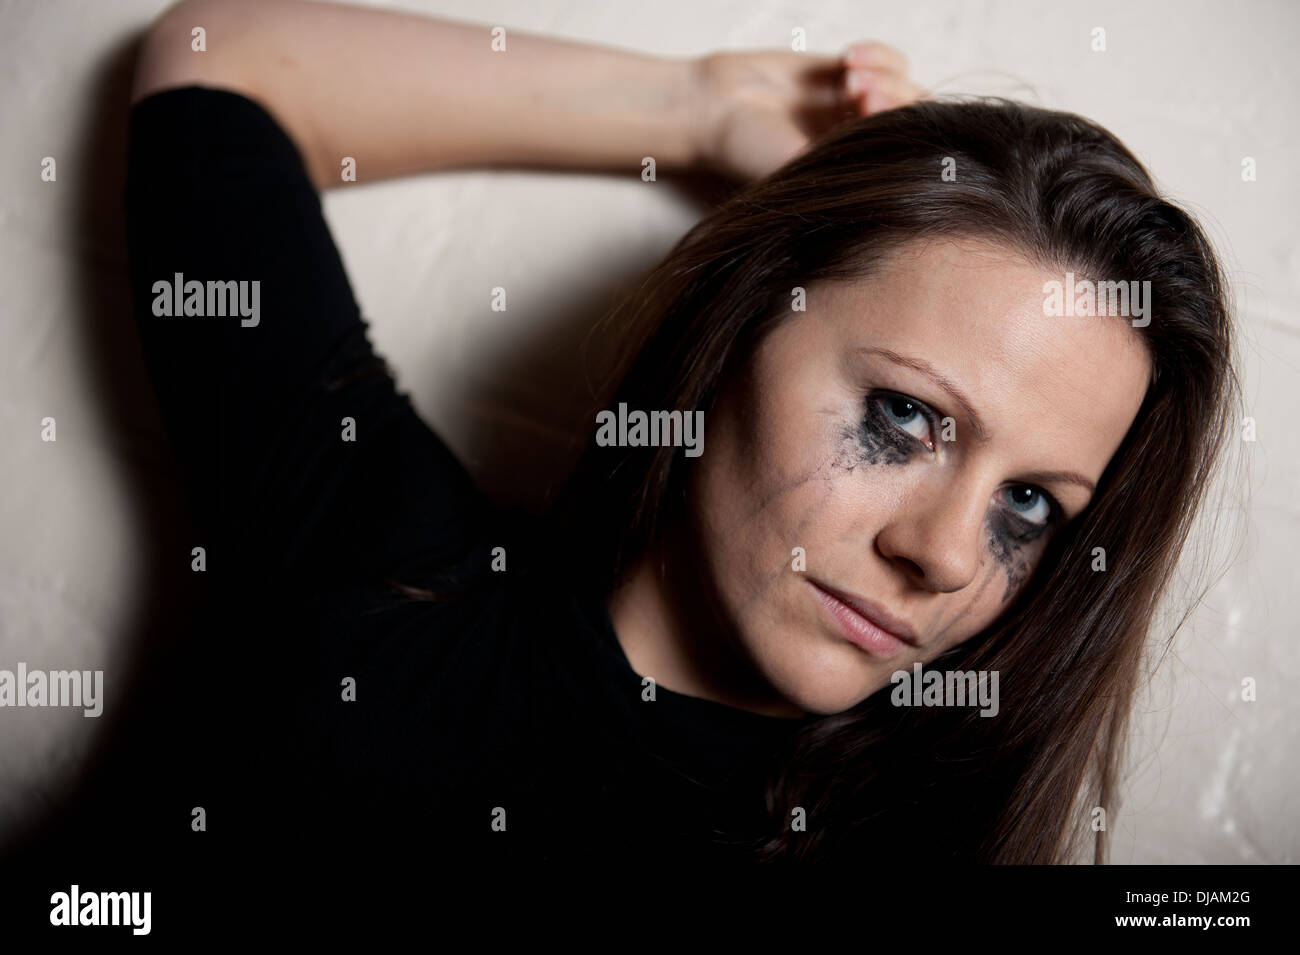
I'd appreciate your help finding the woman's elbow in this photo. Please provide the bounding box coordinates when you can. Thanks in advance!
[132,0,257,104]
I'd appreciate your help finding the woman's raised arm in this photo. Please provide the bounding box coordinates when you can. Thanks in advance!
[134,0,706,189]
[133,0,923,188]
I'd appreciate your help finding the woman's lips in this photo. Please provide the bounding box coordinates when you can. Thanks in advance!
[808,579,916,658]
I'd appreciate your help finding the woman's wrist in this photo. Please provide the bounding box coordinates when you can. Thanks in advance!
[684,54,731,176]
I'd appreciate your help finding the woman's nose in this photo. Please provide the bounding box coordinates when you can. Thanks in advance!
[873,474,989,593]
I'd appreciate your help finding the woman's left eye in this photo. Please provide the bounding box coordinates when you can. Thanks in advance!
[1001,485,1052,525]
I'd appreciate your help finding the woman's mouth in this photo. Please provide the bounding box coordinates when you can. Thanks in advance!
[807,579,917,658]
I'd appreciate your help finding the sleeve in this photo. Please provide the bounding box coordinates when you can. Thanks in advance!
[123,85,491,588]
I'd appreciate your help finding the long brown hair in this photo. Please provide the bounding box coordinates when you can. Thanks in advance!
[543,97,1241,864]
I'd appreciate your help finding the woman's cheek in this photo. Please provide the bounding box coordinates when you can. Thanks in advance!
[831,403,914,472]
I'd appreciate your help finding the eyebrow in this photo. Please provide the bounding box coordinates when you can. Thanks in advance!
[860,346,990,441]
[1015,469,1098,495]
[857,346,1098,496]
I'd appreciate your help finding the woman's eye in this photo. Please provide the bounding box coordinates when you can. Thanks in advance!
[874,393,934,450]
[1000,485,1052,525]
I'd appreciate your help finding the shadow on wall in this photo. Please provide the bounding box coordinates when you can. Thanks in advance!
[450,169,738,515]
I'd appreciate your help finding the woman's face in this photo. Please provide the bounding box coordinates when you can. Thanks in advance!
[688,237,1152,716]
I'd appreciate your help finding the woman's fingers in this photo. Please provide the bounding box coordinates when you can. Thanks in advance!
[838,42,923,115]
[843,68,926,114]
[844,41,908,76]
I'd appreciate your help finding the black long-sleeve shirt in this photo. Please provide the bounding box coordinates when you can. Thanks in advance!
[115,85,807,886]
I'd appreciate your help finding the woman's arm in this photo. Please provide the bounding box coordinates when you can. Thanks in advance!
[134,0,706,189]
[134,0,923,189]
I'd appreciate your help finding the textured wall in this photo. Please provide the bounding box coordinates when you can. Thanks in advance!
[0,0,1295,862]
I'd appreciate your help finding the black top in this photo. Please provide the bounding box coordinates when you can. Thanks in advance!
[118,85,807,878]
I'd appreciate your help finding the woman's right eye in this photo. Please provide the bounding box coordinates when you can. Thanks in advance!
[871,392,936,451]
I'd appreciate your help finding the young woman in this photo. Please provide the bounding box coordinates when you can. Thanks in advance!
[125,0,1238,874]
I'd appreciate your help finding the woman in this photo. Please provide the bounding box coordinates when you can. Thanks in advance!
[125,0,1238,875]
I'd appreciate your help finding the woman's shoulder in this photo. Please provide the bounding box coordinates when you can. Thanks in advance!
[128,84,310,185]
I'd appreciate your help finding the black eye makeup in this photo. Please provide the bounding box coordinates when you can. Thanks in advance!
[860,389,1064,530]
[870,391,939,451]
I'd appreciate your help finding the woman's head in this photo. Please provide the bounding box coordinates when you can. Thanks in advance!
[555,97,1238,862]
[690,236,1152,715]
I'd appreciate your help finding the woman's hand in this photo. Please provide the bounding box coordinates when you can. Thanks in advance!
[690,42,925,183]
